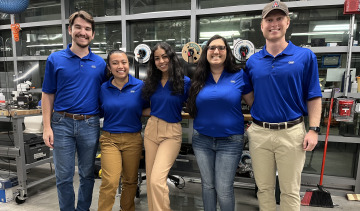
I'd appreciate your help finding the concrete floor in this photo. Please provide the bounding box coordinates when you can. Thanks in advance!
[1,164,360,211]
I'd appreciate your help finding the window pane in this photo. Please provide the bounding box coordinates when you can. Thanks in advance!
[16,61,46,93]
[128,0,190,14]
[199,0,301,9]
[129,19,190,52]
[73,22,122,54]
[18,0,61,23]
[0,12,10,25]
[18,26,63,56]
[0,30,13,57]
[303,142,357,178]
[197,7,348,48]
[0,61,14,98]
[69,0,121,17]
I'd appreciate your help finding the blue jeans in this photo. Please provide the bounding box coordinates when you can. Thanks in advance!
[192,130,244,211]
[51,112,100,211]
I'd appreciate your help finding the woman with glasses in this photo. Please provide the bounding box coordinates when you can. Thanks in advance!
[187,34,254,211]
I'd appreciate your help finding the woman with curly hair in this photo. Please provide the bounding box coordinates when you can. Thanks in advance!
[187,35,253,211]
[142,42,191,211]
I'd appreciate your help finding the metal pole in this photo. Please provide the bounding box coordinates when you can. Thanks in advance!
[344,14,355,97]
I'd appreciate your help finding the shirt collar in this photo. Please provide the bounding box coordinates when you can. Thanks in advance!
[107,74,136,89]
[64,44,95,61]
[260,41,295,58]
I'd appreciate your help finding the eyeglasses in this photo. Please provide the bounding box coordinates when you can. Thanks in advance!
[208,45,226,51]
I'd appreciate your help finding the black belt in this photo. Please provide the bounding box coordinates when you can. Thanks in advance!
[57,111,94,120]
[252,116,304,130]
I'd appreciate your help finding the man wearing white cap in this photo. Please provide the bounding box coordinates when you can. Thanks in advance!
[245,1,322,210]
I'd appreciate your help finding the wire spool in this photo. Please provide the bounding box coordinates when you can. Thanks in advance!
[0,0,29,14]
[182,42,202,64]
[233,39,255,61]
[134,44,151,63]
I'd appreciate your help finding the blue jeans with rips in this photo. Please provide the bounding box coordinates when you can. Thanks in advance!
[192,130,244,211]
[51,112,100,211]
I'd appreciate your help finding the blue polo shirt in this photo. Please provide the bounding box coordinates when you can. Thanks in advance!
[42,44,107,115]
[245,41,322,123]
[100,75,149,133]
[150,76,191,123]
[194,70,252,137]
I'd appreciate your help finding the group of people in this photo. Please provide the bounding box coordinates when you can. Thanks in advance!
[42,1,322,211]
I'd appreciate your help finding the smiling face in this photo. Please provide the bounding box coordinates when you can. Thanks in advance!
[68,17,94,48]
[108,52,129,80]
[154,47,170,73]
[207,38,227,69]
[261,10,290,42]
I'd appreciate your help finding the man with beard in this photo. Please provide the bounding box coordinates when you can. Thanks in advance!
[42,10,106,211]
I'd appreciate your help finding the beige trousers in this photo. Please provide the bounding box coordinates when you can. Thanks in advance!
[144,116,182,211]
[247,122,306,211]
[98,131,143,211]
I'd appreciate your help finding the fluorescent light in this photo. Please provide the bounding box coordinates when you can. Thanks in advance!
[93,42,107,45]
[26,44,63,47]
[313,24,350,31]
[291,31,347,36]
[142,39,162,42]
[200,31,240,39]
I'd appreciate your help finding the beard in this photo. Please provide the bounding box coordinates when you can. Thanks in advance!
[73,35,90,48]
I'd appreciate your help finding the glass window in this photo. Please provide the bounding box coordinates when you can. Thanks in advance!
[69,0,121,17]
[303,142,358,178]
[129,19,190,52]
[128,0,190,14]
[199,0,301,9]
[0,12,10,25]
[17,0,61,23]
[0,30,13,57]
[0,61,14,98]
[197,7,349,49]
[67,22,122,54]
[16,61,46,92]
[18,26,63,56]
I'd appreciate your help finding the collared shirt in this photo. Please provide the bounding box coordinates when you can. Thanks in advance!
[100,75,149,133]
[194,70,252,137]
[245,41,322,123]
[42,44,107,115]
[150,76,191,123]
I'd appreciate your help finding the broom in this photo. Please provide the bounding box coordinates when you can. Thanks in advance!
[301,88,335,208]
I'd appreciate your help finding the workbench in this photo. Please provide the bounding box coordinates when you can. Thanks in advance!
[0,109,54,204]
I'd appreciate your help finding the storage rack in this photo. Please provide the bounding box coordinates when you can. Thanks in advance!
[0,109,54,203]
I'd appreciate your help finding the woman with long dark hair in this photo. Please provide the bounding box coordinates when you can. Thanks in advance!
[142,42,191,211]
[187,35,253,211]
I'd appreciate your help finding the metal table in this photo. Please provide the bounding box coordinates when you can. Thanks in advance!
[0,109,54,204]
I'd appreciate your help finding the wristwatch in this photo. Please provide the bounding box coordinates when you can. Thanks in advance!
[309,127,320,133]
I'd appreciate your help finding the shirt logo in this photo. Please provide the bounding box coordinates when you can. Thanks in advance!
[288,61,294,64]
[230,80,236,83]
[130,90,135,93]
[91,65,96,68]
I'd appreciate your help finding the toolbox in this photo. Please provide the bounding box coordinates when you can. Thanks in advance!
[0,133,50,164]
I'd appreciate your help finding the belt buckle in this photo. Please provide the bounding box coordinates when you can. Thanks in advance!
[72,113,82,120]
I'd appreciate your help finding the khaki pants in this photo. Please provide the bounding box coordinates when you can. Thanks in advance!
[247,122,306,211]
[144,116,182,211]
[98,131,143,211]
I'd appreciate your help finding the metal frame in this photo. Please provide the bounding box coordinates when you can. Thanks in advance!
[0,112,54,200]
